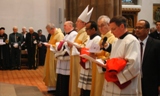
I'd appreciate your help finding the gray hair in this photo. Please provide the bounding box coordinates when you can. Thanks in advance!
[65,21,73,27]
[46,23,55,29]
[97,15,110,25]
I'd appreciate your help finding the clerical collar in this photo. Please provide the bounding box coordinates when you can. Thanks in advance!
[90,33,99,40]
[119,32,129,39]
[67,29,74,35]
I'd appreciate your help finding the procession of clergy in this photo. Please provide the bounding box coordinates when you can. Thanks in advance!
[1,4,160,96]
[43,5,144,96]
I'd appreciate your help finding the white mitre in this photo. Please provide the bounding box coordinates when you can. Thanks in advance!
[78,5,94,23]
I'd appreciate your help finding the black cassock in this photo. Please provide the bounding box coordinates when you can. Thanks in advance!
[0,33,10,69]
[38,35,46,65]
[25,32,39,69]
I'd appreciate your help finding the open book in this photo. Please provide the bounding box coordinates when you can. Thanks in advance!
[42,42,56,52]
[88,43,101,53]
[80,54,105,66]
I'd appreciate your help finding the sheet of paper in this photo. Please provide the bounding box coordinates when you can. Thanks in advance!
[42,42,48,45]
[0,39,3,43]
[65,40,82,49]
[42,42,56,52]
[0,39,5,45]
[89,43,100,53]
[80,54,105,66]
[50,44,56,53]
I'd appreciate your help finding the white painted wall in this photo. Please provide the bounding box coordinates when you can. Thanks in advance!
[138,0,160,27]
[0,0,65,36]
[50,0,66,33]
[2,0,159,34]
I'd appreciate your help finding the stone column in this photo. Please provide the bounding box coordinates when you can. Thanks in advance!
[65,0,122,23]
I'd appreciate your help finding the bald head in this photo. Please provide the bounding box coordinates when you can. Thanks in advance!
[22,27,26,31]
[29,27,34,33]
[13,26,18,33]
[64,21,74,33]
[22,27,27,34]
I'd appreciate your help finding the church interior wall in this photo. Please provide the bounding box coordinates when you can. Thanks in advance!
[138,0,160,28]
[0,0,65,37]
[0,0,160,36]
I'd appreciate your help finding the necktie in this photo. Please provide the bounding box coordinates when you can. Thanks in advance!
[15,33,17,42]
[140,42,143,63]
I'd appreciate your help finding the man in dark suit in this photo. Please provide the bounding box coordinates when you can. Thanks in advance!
[149,21,160,40]
[37,29,46,66]
[9,26,23,70]
[47,33,51,42]
[25,27,39,69]
[0,27,10,69]
[135,19,160,96]
[21,27,28,50]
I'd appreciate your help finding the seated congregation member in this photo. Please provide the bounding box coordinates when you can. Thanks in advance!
[21,27,28,65]
[135,20,160,96]
[100,16,141,96]
[43,23,64,94]
[90,15,117,96]
[9,26,23,70]
[21,27,28,50]
[0,27,10,69]
[55,21,77,96]
[25,27,39,69]
[37,29,47,66]
[78,21,101,96]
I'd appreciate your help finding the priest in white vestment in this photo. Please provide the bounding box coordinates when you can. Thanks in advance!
[100,16,142,96]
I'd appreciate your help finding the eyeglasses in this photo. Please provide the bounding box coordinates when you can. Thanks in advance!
[134,26,146,30]
[98,24,105,28]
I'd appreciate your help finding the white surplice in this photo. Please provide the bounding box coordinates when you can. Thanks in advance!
[102,34,142,96]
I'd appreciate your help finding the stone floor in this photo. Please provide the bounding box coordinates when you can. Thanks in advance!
[0,66,54,96]
[0,83,44,96]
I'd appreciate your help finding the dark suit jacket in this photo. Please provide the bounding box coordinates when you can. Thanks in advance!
[47,34,51,42]
[149,30,160,40]
[0,33,7,42]
[0,33,10,67]
[21,32,28,50]
[9,32,23,48]
[25,32,39,49]
[142,36,160,96]
[38,35,46,49]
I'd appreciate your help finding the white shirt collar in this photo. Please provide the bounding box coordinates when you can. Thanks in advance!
[139,35,149,46]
